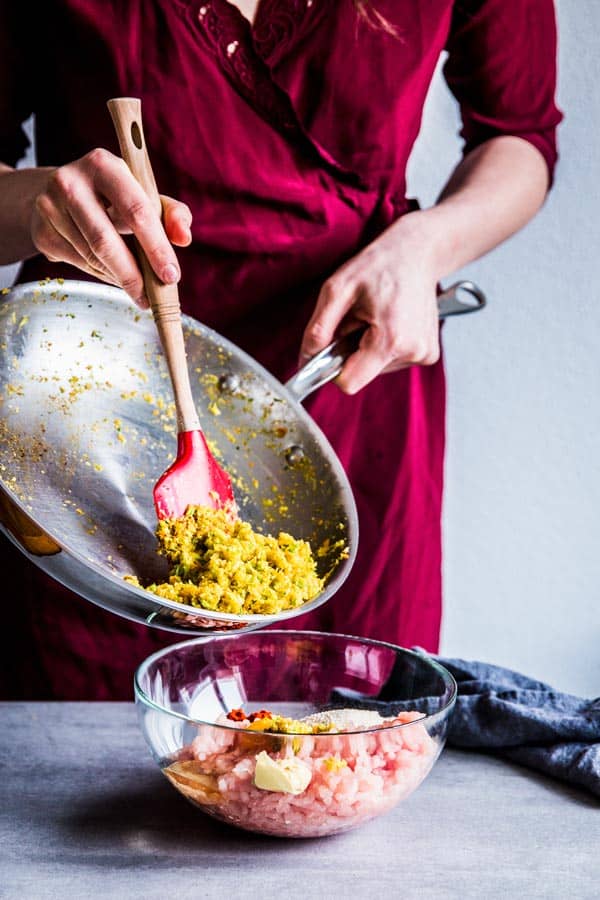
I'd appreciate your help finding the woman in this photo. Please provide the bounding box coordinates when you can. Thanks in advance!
[0,1,561,699]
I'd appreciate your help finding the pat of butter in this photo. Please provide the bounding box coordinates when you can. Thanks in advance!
[253,751,312,795]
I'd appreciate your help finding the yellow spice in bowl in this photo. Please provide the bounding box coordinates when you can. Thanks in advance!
[127,505,323,615]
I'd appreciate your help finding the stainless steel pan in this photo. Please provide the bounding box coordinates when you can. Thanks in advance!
[0,279,484,635]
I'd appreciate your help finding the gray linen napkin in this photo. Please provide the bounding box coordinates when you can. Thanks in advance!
[435,656,600,799]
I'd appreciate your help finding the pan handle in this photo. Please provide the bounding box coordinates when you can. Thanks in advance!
[285,279,486,402]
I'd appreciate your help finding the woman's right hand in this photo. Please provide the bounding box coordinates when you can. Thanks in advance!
[30,148,192,308]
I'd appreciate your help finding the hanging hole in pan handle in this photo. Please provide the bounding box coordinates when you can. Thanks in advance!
[285,279,487,402]
[130,120,143,149]
[437,280,487,318]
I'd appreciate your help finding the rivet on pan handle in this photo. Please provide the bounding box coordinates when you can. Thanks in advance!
[285,279,486,402]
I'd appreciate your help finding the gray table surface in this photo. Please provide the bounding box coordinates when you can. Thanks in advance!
[0,703,598,900]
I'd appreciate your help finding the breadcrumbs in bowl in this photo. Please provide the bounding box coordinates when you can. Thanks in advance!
[135,632,456,838]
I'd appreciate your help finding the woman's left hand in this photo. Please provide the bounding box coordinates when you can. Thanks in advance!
[299,212,442,394]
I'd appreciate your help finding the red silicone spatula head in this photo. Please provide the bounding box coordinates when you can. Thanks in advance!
[153,430,235,520]
[108,98,236,520]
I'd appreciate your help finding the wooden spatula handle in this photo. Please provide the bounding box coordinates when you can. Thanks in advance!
[107,97,199,432]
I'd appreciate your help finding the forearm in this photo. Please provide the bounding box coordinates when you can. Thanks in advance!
[394,135,550,279]
[0,163,56,264]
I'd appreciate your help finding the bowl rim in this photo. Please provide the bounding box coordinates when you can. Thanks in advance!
[134,630,457,735]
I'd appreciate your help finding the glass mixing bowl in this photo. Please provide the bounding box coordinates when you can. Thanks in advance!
[135,631,456,838]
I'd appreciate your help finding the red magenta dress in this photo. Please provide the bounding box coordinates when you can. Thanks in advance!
[0,1,561,699]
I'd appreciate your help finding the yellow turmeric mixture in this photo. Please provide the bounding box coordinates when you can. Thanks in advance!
[128,505,323,615]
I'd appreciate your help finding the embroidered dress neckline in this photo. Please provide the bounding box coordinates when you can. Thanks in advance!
[196,0,366,188]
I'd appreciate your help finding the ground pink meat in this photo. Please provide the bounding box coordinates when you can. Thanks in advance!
[165,711,439,837]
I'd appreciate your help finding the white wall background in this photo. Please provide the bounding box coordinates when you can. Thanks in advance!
[1,0,597,695]
[407,0,600,696]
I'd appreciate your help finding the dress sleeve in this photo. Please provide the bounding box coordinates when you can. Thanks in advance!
[444,0,563,184]
[0,7,35,166]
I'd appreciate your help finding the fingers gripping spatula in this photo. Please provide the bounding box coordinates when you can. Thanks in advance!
[108,97,235,520]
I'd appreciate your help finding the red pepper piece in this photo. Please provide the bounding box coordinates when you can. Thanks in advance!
[248,709,272,722]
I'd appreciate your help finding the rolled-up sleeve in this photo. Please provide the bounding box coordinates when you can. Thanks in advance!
[0,8,34,166]
[444,0,563,184]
